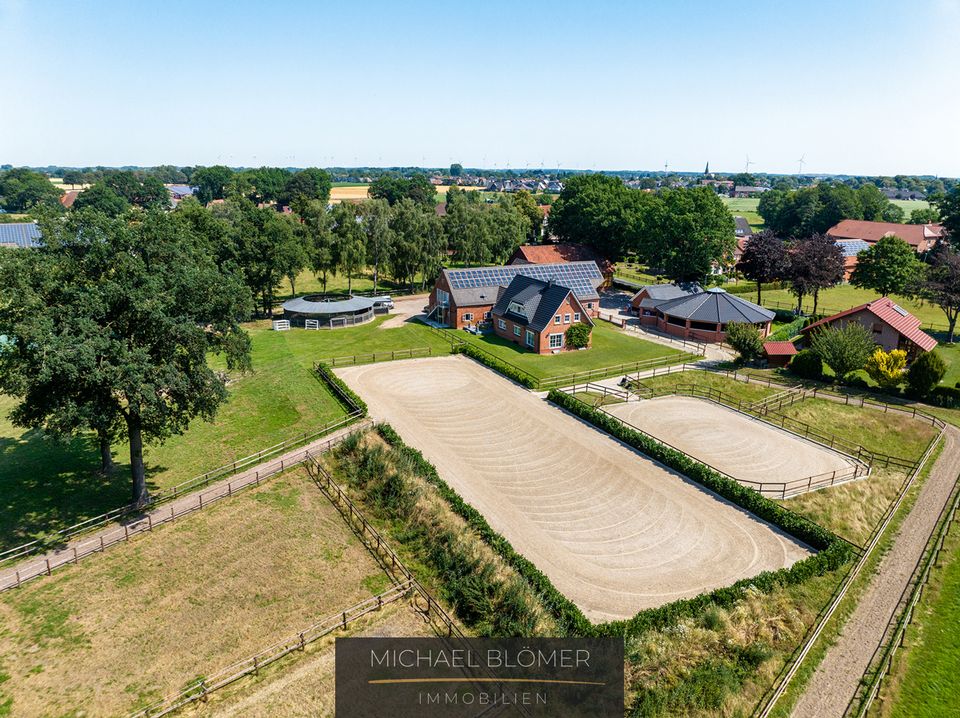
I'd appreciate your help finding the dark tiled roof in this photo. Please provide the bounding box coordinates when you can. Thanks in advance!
[0,223,42,248]
[442,261,603,307]
[655,287,774,324]
[492,275,589,333]
[734,216,752,236]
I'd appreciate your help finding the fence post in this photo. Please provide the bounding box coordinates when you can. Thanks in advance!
[148,514,153,531]
[45,558,51,576]
[15,570,20,588]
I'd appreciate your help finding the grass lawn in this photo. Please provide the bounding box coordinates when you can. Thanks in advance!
[720,196,765,229]
[451,321,695,381]
[0,469,392,717]
[759,284,950,331]
[637,370,779,404]
[890,198,931,216]
[0,315,451,549]
[777,398,938,462]
[884,528,960,717]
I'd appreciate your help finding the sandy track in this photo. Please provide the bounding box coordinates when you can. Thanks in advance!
[604,397,856,490]
[336,356,811,622]
[790,425,960,717]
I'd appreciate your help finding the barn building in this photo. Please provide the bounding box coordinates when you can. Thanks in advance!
[631,284,773,343]
[490,275,594,354]
[800,297,937,358]
[427,261,604,329]
[0,223,42,249]
[507,243,614,287]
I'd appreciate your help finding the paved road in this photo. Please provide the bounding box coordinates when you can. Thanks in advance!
[791,424,960,717]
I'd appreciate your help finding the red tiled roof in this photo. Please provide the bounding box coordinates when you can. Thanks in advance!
[509,243,612,274]
[801,297,938,352]
[60,190,80,208]
[826,219,943,248]
[763,341,798,356]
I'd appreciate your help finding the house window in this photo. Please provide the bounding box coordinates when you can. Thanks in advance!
[498,319,506,330]
[564,313,571,324]
[525,330,535,347]
[587,302,594,309]
[436,289,450,307]
[463,312,473,321]
[484,311,491,319]
[554,315,561,325]
[574,312,580,322]
[872,323,883,335]
[514,325,521,337]
[549,333,564,349]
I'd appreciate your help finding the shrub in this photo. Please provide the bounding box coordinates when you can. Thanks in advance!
[773,308,797,323]
[726,322,764,362]
[789,349,822,380]
[864,348,907,390]
[768,316,809,342]
[843,374,871,390]
[315,362,367,415]
[565,322,591,349]
[809,323,874,381]
[452,344,538,389]
[907,351,947,397]
[930,385,960,408]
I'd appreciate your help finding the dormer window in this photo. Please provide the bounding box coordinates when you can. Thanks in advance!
[507,301,525,315]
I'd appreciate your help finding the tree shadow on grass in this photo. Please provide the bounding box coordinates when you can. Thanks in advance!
[0,429,161,551]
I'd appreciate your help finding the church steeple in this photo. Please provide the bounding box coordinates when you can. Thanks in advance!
[704,161,710,176]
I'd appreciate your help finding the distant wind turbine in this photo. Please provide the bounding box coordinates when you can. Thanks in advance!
[744,154,755,173]
[797,154,806,174]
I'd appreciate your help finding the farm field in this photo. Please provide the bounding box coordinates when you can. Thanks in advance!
[890,198,931,216]
[0,469,393,717]
[0,313,450,549]
[720,195,764,228]
[451,320,695,382]
[335,356,812,622]
[603,396,856,492]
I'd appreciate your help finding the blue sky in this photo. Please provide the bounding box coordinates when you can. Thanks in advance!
[1,0,958,175]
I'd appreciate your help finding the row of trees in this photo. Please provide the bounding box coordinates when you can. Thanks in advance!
[547,175,735,282]
[757,183,914,237]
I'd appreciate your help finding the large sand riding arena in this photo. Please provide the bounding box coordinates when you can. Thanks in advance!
[603,396,857,492]
[335,356,812,622]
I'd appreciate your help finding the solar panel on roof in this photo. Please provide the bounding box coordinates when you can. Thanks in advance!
[892,304,909,316]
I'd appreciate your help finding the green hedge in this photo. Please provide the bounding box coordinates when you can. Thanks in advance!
[315,362,368,415]
[452,343,540,390]
[768,316,808,342]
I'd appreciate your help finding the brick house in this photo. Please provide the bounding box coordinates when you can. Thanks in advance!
[800,297,937,359]
[490,275,594,354]
[427,261,604,329]
[826,219,944,254]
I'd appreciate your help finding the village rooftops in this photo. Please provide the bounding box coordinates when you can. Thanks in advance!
[827,219,943,250]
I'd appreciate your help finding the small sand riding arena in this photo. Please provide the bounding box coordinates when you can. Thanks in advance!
[601,395,864,498]
[335,356,813,622]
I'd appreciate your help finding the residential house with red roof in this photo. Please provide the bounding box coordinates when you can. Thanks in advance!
[507,243,613,287]
[800,297,937,359]
[826,219,944,253]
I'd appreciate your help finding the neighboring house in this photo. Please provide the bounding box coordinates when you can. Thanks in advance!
[835,239,871,280]
[731,186,769,198]
[490,275,594,354]
[166,184,196,206]
[0,222,42,249]
[881,188,926,201]
[826,219,944,253]
[60,190,80,209]
[734,216,753,239]
[763,341,798,368]
[427,261,604,329]
[632,284,773,343]
[507,243,613,287]
[800,297,937,358]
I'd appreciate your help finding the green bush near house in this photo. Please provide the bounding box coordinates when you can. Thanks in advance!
[907,351,947,398]
[726,322,764,362]
[565,322,591,349]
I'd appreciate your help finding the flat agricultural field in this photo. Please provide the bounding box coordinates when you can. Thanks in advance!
[329,185,369,202]
[335,356,812,622]
[0,469,393,717]
[603,396,857,492]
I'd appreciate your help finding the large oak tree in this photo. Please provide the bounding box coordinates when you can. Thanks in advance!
[0,208,252,506]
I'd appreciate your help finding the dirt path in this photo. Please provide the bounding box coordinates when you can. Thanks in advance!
[0,422,368,592]
[791,425,960,717]
[377,294,429,329]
